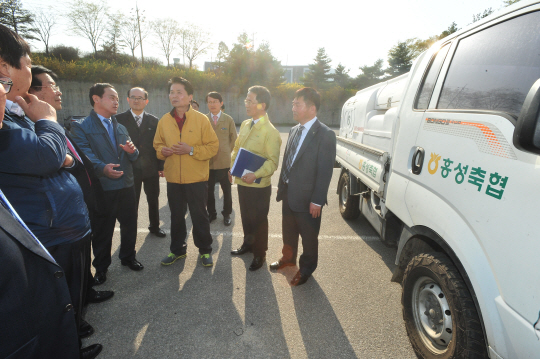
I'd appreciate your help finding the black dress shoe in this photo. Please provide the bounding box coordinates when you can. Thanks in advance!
[149,228,166,237]
[80,343,102,359]
[79,319,94,339]
[93,271,107,285]
[86,288,114,303]
[209,213,217,222]
[269,259,296,270]
[121,258,144,271]
[290,271,310,286]
[249,256,266,271]
[231,244,252,255]
[224,216,232,226]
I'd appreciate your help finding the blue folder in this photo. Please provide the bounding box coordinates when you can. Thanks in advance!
[231,148,267,184]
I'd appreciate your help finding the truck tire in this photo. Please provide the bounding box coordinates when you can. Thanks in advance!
[338,172,360,219]
[402,253,487,359]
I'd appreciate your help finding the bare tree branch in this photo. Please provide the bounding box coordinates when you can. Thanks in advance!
[67,0,108,54]
[33,9,57,54]
[179,25,212,69]
[152,18,180,67]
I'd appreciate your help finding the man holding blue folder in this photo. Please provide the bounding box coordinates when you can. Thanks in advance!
[229,86,281,271]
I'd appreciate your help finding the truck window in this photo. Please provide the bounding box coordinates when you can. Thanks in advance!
[415,44,450,110]
[437,11,540,118]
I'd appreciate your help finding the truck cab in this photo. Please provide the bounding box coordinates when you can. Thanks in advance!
[336,1,540,357]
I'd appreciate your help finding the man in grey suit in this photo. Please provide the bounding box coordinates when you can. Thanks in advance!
[270,87,336,286]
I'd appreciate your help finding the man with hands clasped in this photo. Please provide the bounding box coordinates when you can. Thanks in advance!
[71,83,144,286]
[154,77,219,267]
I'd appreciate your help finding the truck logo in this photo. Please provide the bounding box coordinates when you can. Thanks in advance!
[428,153,441,174]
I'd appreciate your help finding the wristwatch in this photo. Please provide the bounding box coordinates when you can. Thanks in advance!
[189,146,194,156]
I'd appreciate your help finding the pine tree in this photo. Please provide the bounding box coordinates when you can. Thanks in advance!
[303,47,332,89]
[0,0,36,40]
[386,41,413,78]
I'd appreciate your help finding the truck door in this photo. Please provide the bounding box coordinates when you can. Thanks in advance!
[411,8,540,357]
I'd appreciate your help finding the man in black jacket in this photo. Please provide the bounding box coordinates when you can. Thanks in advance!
[116,87,165,237]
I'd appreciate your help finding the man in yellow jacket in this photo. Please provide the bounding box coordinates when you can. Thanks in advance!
[229,86,281,271]
[153,77,219,267]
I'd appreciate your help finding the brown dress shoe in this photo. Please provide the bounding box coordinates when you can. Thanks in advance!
[290,271,310,286]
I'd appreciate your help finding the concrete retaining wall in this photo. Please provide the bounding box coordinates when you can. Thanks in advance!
[56,81,343,128]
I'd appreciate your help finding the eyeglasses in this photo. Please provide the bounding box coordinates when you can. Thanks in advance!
[244,100,258,106]
[33,84,60,92]
[0,77,13,93]
[129,96,146,101]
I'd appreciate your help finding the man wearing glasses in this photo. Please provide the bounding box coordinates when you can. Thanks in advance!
[116,88,166,238]
[229,86,281,271]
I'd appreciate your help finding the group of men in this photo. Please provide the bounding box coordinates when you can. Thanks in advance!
[0,21,336,359]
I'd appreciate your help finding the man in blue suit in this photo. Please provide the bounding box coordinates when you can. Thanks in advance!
[0,75,81,359]
[0,24,101,358]
[71,83,143,285]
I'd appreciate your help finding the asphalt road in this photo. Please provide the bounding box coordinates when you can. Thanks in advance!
[83,127,416,358]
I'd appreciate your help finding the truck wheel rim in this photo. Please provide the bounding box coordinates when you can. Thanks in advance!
[411,276,453,353]
[340,183,349,207]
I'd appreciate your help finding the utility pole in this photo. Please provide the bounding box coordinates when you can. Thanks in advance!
[135,2,144,64]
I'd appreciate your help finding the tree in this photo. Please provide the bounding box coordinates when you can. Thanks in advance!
[33,9,56,54]
[303,47,332,89]
[386,41,414,77]
[215,41,229,70]
[152,19,180,67]
[179,25,211,69]
[504,0,521,5]
[440,22,459,38]
[359,59,385,81]
[333,63,350,88]
[120,14,147,59]
[472,8,494,23]
[67,0,108,54]
[221,32,283,92]
[101,13,125,60]
[0,0,36,40]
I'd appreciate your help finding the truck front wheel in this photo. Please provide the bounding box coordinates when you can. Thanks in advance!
[338,172,360,219]
[402,253,487,359]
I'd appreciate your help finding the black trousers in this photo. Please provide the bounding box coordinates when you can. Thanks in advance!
[134,169,161,230]
[47,234,90,333]
[237,185,271,257]
[167,181,213,255]
[207,168,232,216]
[281,187,322,276]
[92,186,137,272]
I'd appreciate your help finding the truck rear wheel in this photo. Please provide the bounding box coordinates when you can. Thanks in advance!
[338,172,360,219]
[402,253,487,359]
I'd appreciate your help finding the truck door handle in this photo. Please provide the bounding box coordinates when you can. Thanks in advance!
[411,147,425,175]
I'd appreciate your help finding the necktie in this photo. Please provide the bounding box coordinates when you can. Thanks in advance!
[213,115,218,126]
[0,189,56,262]
[250,120,255,129]
[105,119,117,153]
[135,115,142,127]
[281,125,305,183]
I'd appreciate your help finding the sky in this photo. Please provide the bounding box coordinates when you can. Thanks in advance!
[22,0,505,76]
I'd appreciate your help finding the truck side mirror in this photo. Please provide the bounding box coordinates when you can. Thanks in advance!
[513,78,540,155]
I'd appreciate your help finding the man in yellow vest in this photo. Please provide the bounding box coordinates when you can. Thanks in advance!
[229,86,281,271]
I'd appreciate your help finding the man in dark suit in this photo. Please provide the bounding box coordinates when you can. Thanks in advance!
[271,87,336,286]
[116,87,165,237]
[0,24,101,358]
[29,66,114,317]
[71,83,144,286]
[0,73,81,359]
